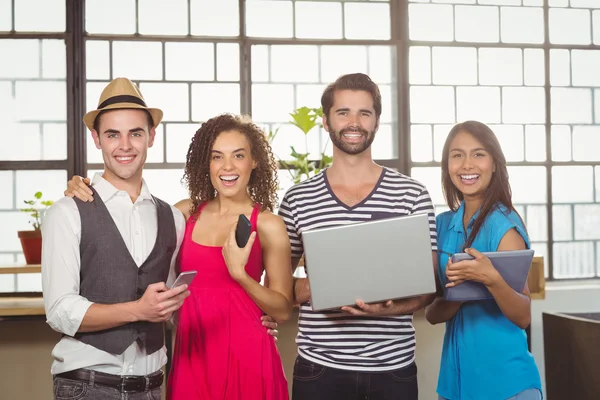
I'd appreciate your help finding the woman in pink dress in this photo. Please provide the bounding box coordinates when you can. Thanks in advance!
[167,114,293,400]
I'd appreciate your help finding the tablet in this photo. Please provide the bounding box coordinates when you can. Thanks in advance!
[443,249,534,301]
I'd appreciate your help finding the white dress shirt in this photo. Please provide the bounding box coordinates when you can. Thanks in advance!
[41,173,185,376]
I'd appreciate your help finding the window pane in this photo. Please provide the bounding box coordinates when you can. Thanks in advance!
[411,125,433,162]
[525,125,546,162]
[491,124,524,161]
[409,4,454,42]
[479,48,522,86]
[296,84,326,109]
[142,169,188,205]
[252,84,294,122]
[479,0,520,4]
[553,205,573,241]
[523,205,547,242]
[572,126,600,161]
[551,88,593,124]
[165,123,197,163]
[524,49,545,86]
[14,0,65,32]
[191,83,240,122]
[369,46,393,85]
[113,41,163,81]
[0,212,30,252]
[16,170,66,208]
[500,7,544,44]
[433,124,453,162]
[552,166,594,203]
[270,46,319,83]
[86,41,110,80]
[0,39,40,78]
[455,6,499,43]
[553,242,595,279]
[42,40,65,79]
[571,50,600,87]
[139,83,189,122]
[344,2,390,40]
[139,0,188,35]
[0,0,11,31]
[409,46,431,85]
[295,1,342,39]
[86,0,136,34]
[146,124,164,163]
[246,0,293,38]
[456,87,501,123]
[42,123,67,160]
[574,205,600,240]
[373,124,396,159]
[0,171,13,209]
[549,8,591,45]
[190,0,239,36]
[251,45,269,82]
[432,47,477,85]
[508,166,547,204]
[320,46,369,82]
[596,166,600,202]
[15,81,66,121]
[550,49,571,86]
[502,87,545,123]
[165,42,214,81]
[217,43,240,81]
[410,86,455,123]
[410,167,445,207]
[551,125,571,161]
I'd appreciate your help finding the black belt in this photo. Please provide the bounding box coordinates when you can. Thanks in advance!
[56,368,163,393]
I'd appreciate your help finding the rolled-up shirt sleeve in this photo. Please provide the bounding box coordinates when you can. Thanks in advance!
[41,199,93,337]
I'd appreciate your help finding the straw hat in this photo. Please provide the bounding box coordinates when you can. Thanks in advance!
[83,77,163,131]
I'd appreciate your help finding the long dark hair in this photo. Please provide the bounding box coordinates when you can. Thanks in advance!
[441,120,522,249]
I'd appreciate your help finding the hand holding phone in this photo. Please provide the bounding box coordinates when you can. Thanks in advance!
[235,214,252,248]
[169,270,197,289]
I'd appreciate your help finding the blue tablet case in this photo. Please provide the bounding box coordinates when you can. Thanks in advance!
[443,249,535,301]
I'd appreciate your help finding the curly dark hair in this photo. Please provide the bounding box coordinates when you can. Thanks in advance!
[183,113,279,216]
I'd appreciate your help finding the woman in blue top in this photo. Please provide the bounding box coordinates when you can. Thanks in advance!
[425,121,542,400]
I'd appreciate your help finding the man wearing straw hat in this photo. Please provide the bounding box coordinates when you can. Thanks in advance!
[42,77,189,399]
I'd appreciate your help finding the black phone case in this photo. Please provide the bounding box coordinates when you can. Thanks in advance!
[235,214,252,248]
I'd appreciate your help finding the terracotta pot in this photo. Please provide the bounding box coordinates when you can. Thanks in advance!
[18,230,42,265]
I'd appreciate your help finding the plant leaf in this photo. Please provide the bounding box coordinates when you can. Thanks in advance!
[290,106,318,135]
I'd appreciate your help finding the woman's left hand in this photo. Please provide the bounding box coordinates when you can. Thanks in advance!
[445,248,501,288]
[222,222,257,282]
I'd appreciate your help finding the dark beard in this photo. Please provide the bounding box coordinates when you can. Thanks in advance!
[328,125,376,155]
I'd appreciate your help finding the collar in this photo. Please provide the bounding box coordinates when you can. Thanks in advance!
[91,173,154,204]
[448,201,480,234]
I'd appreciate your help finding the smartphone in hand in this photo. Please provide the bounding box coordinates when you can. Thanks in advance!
[235,214,252,248]
[169,270,197,289]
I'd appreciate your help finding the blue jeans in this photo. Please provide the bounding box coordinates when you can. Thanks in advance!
[53,376,162,400]
[438,388,543,400]
[292,355,418,400]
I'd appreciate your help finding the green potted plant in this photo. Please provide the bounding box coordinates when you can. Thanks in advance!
[268,106,333,184]
[18,191,53,265]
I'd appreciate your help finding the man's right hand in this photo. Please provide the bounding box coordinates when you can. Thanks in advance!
[135,282,190,323]
[64,176,94,202]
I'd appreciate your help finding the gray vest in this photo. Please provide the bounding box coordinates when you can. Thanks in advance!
[73,187,177,355]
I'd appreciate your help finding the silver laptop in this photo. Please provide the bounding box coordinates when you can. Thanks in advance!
[302,213,436,312]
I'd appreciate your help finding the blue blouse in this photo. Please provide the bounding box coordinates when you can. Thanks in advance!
[435,202,542,400]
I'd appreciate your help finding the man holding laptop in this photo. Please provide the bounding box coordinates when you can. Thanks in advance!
[278,73,438,400]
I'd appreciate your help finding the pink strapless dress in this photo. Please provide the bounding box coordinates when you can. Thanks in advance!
[167,203,288,400]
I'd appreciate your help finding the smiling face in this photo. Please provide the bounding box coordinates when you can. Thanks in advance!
[322,89,379,156]
[447,130,496,202]
[92,109,155,185]
[209,130,257,200]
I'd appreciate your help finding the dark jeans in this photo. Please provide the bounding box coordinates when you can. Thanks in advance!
[292,355,418,400]
[53,376,162,400]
